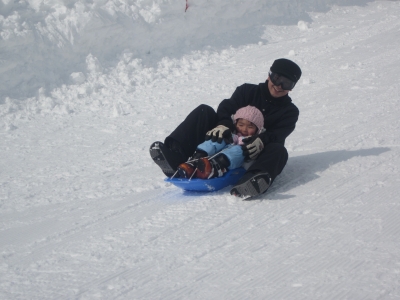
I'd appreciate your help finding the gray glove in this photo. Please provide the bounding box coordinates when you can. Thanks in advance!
[241,136,264,159]
[205,125,233,144]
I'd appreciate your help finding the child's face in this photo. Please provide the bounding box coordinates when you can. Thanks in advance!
[235,119,258,136]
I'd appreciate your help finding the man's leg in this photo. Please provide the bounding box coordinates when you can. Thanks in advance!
[230,143,288,198]
[150,104,218,176]
[165,104,218,157]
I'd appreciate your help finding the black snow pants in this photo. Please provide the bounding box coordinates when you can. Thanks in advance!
[165,104,288,182]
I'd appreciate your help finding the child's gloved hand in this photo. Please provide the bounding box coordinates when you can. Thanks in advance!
[241,136,264,159]
[205,125,233,144]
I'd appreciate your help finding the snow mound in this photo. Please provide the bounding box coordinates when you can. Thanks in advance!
[1,0,372,102]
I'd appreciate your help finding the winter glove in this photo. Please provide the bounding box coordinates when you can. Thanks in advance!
[241,136,264,160]
[205,125,233,144]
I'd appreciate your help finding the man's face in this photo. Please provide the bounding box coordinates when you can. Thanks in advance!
[267,76,291,98]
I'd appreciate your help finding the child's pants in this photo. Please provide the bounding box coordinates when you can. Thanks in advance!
[197,140,245,170]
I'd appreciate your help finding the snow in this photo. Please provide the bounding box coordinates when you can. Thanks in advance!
[1,0,400,299]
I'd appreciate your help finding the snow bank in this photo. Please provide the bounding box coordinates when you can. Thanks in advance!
[1,0,372,103]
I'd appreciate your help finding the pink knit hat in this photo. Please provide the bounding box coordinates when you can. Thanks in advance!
[233,106,264,133]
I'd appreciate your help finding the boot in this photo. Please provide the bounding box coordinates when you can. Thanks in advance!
[149,141,186,177]
[176,150,207,179]
[196,153,230,179]
[230,171,271,198]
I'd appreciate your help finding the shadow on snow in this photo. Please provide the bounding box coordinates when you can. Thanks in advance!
[267,147,391,200]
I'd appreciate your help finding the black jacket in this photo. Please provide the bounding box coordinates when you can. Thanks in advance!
[216,80,299,145]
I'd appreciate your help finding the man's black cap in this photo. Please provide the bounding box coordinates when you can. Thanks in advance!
[270,58,302,82]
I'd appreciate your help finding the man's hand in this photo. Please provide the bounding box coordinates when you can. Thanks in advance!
[241,136,264,159]
[205,125,233,143]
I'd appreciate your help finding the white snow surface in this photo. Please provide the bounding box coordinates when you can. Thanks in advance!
[1,0,400,299]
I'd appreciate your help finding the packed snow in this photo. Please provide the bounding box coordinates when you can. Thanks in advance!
[1,0,400,299]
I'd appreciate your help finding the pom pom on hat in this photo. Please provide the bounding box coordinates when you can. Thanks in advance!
[233,106,264,133]
[270,58,302,82]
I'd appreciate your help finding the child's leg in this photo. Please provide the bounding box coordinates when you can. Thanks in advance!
[220,145,245,169]
[197,139,227,156]
[176,140,225,179]
[195,145,244,179]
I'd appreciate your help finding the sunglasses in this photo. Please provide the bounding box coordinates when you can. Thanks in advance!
[268,71,296,90]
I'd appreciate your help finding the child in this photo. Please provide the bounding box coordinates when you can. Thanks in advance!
[177,105,264,179]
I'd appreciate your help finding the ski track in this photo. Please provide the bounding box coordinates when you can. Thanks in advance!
[1,1,400,299]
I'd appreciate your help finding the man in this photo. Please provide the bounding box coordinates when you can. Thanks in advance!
[150,58,301,198]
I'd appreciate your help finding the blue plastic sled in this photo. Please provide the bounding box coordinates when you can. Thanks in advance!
[165,168,246,192]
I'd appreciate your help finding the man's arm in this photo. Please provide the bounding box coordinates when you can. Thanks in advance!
[259,106,299,145]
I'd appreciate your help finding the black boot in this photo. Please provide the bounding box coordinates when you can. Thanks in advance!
[230,171,271,199]
[149,141,186,177]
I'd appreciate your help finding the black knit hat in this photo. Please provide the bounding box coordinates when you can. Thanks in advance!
[270,58,302,83]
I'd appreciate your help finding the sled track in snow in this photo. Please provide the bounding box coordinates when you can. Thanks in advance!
[2,146,398,299]
[4,190,170,265]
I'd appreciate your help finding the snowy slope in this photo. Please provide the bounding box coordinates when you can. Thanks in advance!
[1,0,400,299]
